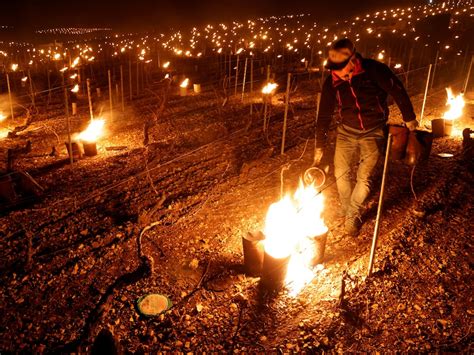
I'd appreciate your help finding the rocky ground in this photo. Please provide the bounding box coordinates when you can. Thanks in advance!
[0,71,472,352]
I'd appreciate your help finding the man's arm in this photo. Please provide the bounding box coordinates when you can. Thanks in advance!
[372,62,416,123]
[316,76,337,148]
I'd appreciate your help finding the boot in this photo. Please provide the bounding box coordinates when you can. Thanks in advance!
[344,214,362,236]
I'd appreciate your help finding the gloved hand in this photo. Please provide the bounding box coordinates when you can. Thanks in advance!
[405,120,418,131]
[312,148,324,166]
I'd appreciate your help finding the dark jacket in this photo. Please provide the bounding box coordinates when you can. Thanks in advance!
[316,53,416,147]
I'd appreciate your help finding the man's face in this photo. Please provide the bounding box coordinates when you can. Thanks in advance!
[333,55,356,80]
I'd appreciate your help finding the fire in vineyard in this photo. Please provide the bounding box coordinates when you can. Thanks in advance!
[443,87,465,121]
[77,119,105,143]
[0,113,6,122]
[263,179,327,296]
[262,82,278,95]
[180,78,189,88]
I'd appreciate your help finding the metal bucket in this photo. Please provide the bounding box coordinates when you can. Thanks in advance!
[444,120,453,136]
[82,141,98,156]
[405,130,433,165]
[179,87,188,97]
[65,142,83,161]
[242,231,265,276]
[310,231,328,266]
[261,252,290,291]
[431,118,446,137]
[389,125,409,160]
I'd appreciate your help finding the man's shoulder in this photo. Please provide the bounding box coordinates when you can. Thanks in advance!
[362,57,386,70]
[361,58,392,80]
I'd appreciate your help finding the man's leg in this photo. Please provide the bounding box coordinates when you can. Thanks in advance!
[334,126,357,216]
[348,127,385,218]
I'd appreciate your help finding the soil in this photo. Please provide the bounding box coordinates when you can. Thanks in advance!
[0,73,473,352]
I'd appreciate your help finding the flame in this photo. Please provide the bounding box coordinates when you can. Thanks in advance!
[163,61,170,68]
[71,57,80,68]
[77,119,105,142]
[262,82,278,94]
[11,63,18,71]
[0,113,6,121]
[71,84,79,93]
[443,88,464,121]
[180,78,189,88]
[263,179,327,296]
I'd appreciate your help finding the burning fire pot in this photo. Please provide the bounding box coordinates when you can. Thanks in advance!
[261,252,291,291]
[242,231,265,276]
[75,119,105,157]
[309,231,328,266]
[179,78,189,96]
[193,84,201,94]
[431,119,452,138]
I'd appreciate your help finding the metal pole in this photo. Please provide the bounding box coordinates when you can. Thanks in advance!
[367,133,393,277]
[228,53,232,82]
[419,64,432,126]
[281,73,292,155]
[28,69,35,108]
[47,69,51,103]
[136,61,139,96]
[62,73,69,117]
[463,55,473,93]
[6,73,14,119]
[64,86,73,167]
[108,70,113,122]
[263,95,268,132]
[430,50,439,90]
[120,65,125,112]
[86,78,93,120]
[129,59,133,100]
[314,92,322,154]
[250,58,254,115]
[234,55,239,96]
[241,57,248,101]
[405,46,413,88]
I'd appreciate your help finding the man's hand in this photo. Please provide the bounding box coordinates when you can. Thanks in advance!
[405,120,418,131]
[313,148,324,166]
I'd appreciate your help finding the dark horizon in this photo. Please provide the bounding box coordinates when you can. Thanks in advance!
[5,0,423,33]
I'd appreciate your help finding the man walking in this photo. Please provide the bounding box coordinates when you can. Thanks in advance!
[314,39,418,235]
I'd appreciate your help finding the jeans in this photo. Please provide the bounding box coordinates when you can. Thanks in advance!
[334,124,386,218]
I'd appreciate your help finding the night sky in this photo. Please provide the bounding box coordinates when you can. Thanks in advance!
[5,0,421,31]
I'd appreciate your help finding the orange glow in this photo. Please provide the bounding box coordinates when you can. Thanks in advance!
[443,88,465,121]
[78,119,105,143]
[180,78,190,88]
[263,179,327,296]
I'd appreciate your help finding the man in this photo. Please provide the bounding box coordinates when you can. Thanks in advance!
[314,38,418,236]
